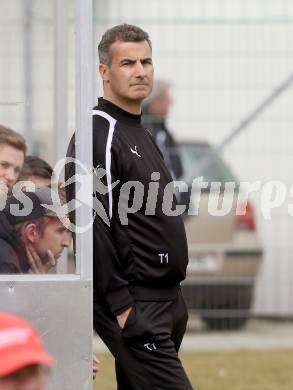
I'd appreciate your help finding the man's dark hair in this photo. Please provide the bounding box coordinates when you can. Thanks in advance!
[98,24,152,65]
[18,155,53,181]
[0,125,26,154]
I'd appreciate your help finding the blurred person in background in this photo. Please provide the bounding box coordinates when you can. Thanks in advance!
[0,125,26,192]
[142,80,183,180]
[0,312,54,390]
[0,186,71,274]
[18,156,53,187]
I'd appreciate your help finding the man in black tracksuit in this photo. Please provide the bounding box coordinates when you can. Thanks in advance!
[66,24,193,389]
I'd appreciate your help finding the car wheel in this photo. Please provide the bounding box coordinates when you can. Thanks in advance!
[201,309,250,330]
[200,284,254,330]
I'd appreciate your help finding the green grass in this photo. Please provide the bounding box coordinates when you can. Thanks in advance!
[94,350,293,390]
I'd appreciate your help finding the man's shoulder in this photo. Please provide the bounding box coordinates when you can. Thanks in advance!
[0,235,18,256]
[92,110,118,135]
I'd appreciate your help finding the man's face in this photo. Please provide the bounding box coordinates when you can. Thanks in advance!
[33,219,72,262]
[0,145,24,190]
[151,87,173,117]
[0,364,49,390]
[101,40,154,104]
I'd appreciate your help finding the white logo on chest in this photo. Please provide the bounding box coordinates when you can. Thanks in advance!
[130,145,141,158]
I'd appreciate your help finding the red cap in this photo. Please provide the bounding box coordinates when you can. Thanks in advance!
[0,312,54,377]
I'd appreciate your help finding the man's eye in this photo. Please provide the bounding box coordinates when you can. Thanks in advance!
[0,162,8,168]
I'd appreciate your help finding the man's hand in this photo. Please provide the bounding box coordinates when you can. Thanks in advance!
[26,245,56,274]
[116,307,132,329]
[93,354,100,380]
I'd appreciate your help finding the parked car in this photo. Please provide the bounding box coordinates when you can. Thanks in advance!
[177,141,262,329]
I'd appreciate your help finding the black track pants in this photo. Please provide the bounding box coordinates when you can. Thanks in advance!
[93,290,193,390]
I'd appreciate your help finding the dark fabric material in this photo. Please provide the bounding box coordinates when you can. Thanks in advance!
[94,290,193,390]
[142,112,183,180]
[66,98,189,315]
[129,284,180,301]
[0,213,30,274]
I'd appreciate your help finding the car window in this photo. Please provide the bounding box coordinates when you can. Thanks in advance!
[178,143,237,184]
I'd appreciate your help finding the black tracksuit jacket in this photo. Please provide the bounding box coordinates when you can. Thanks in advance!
[66,98,189,315]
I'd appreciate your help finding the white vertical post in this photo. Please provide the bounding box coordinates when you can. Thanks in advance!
[75,0,93,281]
[54,0,68,164]
[75,1,93,386]
[23,0,33,152]
[54,0,68,274]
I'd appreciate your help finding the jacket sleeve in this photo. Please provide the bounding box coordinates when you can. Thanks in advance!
[92,116,134,315]
[0,262,19,274]
[0,240,21,274]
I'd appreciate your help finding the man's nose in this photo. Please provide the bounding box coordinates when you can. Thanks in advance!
[4,167,17,186]
[134,61,146,77]
[62,231,72,247]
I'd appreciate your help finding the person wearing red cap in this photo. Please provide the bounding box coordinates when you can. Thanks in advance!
[0,312,54,389]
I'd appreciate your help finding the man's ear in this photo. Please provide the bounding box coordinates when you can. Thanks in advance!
[23,224,38,244]
[99,63,110,82]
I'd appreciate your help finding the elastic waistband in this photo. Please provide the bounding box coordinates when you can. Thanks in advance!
[129,285,180,301]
